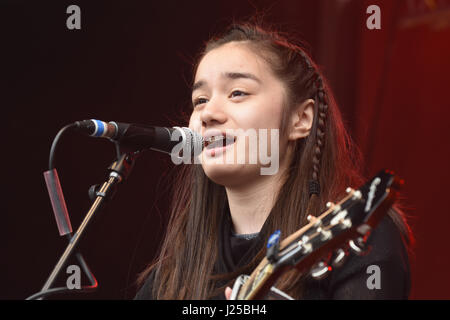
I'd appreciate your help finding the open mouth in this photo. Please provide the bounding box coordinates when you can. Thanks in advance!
[205,135,236,149]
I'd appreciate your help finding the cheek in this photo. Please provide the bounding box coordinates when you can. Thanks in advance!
[266,94,285,126]
[189,113,202,133]
[241,95,284,130]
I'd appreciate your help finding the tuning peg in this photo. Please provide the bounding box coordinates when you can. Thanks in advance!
[307,214,322,227]
[326,202,343,215]
[352,190,362,200]
[310,261,332,280]
[348,237,372,256]
[300,235,313,254]
[348,237,364,255]
[331,248,348,268]
[345,187,362,200]
[340,218,352,229]
[317,227,332,241]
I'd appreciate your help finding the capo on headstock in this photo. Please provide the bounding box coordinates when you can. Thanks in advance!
[266,230,281,263]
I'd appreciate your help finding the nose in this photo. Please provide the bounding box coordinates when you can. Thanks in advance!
[200,97,227,128]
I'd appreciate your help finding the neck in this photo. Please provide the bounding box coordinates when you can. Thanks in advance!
[224,141,294,235]
[225,172,286,235]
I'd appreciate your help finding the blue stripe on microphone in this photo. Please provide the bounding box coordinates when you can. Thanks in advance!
[93,120,105,137]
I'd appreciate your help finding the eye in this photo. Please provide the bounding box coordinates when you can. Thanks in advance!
[193,97,208,107]
[229,90,248,98]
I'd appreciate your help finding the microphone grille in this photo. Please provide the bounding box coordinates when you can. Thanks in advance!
[178,127,204,157]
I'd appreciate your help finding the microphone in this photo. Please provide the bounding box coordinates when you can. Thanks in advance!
[73,119,204,158]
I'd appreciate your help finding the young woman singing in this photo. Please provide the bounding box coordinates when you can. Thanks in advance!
[135,22,413,300]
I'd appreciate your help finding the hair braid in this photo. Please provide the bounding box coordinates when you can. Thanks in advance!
[297,50,330,215]
[312,80,329,186]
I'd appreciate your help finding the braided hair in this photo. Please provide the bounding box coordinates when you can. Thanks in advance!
[298,50,330,217]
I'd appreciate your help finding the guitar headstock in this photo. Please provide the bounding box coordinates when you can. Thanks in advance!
[234,169,403,300]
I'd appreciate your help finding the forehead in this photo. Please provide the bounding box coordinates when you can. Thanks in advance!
[194,42,271,83]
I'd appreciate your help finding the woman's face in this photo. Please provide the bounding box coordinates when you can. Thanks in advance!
[189,42,290,188]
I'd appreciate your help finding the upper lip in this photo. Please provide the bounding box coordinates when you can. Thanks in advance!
[203,129,236,146]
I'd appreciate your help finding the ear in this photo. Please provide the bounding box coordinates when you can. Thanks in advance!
[288,99,315,141]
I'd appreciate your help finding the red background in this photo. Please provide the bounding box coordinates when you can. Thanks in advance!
[354,0,450,299]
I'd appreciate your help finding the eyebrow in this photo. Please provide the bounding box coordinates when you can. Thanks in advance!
[192,72,261,92]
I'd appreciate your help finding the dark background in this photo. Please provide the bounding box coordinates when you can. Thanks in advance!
[2,0,450,299]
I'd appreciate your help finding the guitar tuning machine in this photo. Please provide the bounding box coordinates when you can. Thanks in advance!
[348,237,372,256]
[310,261,332,280]
[307,214,322,227]
[326,202,342,214]
[345,187,363,201]
[352,190,363,200]
[331,248,348,268]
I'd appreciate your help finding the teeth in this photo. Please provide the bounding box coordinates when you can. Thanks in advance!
[205,136,223,147]
[205,135,235,148]
[209,136,224,143]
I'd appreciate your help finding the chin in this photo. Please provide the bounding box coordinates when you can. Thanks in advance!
[201,162,258,187]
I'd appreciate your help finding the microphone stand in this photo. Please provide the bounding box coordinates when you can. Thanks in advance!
[37,152,136,299]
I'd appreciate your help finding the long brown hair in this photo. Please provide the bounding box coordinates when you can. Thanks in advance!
[137,21,414,299]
